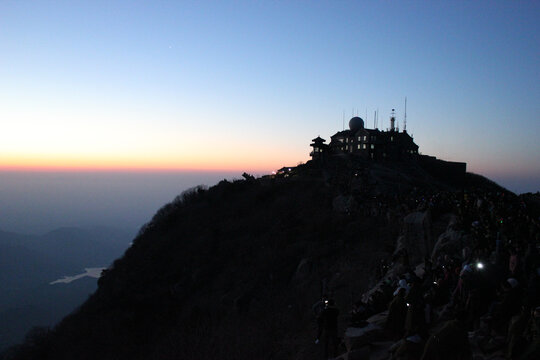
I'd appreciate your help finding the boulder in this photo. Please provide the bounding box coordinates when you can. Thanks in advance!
[369,341,395,360]
[402,211,432,264]
[431,227,466,261]
[292,258,312,282]
[335,346,370,360]
[344,323,383,352]
[366,310,388,328]
[333,195,357,213]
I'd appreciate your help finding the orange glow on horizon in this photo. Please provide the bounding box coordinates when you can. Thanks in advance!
[0,155,306,173]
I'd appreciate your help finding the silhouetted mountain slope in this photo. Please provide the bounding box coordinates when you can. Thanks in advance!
[2,160,518,360]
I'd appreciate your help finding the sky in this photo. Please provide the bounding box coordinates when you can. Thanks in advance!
[0,170,238,234]
[0,1,539,233]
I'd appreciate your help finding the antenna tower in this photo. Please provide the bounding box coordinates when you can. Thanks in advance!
[390,108,396,131]
[404,97,407,132]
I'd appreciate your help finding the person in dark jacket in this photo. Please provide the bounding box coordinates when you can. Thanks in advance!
[317,299,339,360]
[405,279,425,336]
[386,287,408,340]
[491,278,522,335]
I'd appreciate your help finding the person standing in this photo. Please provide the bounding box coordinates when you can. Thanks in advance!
[386,287,408,340]
[317,299,340,359]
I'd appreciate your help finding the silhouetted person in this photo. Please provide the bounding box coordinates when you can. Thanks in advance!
[526,267,540,309]
[405,278,425,336]
[506,305,530,359]
[350,300,369,327]
[312,294,328,317]
[491,278,522,335]
[316,299,339,360]
[519,306,540,360]
[524,243,540,277]
[386,287,407,340]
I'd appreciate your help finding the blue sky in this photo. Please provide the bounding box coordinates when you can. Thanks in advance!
[1,1,539,193]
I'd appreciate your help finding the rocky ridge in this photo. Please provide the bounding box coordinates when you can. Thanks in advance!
[4,158,538,360]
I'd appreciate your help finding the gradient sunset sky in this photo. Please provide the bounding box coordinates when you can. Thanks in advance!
[1,1,539,192]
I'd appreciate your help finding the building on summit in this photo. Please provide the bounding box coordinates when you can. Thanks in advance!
[310,110,418,161]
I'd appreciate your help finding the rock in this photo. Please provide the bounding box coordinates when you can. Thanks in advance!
[336,346,370,360]
[366,310,388,328]
[431,227,465,260]
[344,323,383,352]
[292,258,312,282]
[333,195,357,213]
[402,211,432,264]
[369,341,395,360]
[234,292,252,313]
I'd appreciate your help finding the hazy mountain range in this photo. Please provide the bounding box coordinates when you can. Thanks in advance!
[0,227,132,351]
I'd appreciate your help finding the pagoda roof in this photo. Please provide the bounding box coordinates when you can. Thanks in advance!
[311,136,326,143]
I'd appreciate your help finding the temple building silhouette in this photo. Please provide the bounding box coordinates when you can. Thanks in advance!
[311,110,418,161]
[310,109,466,176]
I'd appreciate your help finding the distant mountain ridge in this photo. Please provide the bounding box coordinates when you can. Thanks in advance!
[0,227,132,275]
[0,226,132,352]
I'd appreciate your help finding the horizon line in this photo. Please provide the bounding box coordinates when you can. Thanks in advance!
[0,164,278,174]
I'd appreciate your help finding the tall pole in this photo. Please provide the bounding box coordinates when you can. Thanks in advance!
[404,97,407,132]
[390,108,396,132]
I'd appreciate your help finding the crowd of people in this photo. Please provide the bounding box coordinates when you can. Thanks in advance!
[319,189,540,359]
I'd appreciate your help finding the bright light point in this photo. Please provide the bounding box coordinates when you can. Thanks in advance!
[476,262,484,269]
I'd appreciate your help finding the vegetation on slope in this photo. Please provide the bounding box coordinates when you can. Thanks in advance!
[3,159,515,360]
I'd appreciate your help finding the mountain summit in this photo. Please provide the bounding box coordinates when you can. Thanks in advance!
[4,157,538,360]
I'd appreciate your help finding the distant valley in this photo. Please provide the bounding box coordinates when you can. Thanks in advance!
[0,227,132,351]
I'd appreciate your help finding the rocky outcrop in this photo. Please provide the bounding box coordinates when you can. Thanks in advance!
[402,211,433,264]
[4,159,519,360]
[430,217,469,261]
[333,195,357,213]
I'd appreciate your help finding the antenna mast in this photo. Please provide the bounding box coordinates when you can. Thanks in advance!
[390,108,396,132]
[404,97,407,132]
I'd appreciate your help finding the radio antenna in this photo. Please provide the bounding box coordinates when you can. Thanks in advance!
[404,97,407,132]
